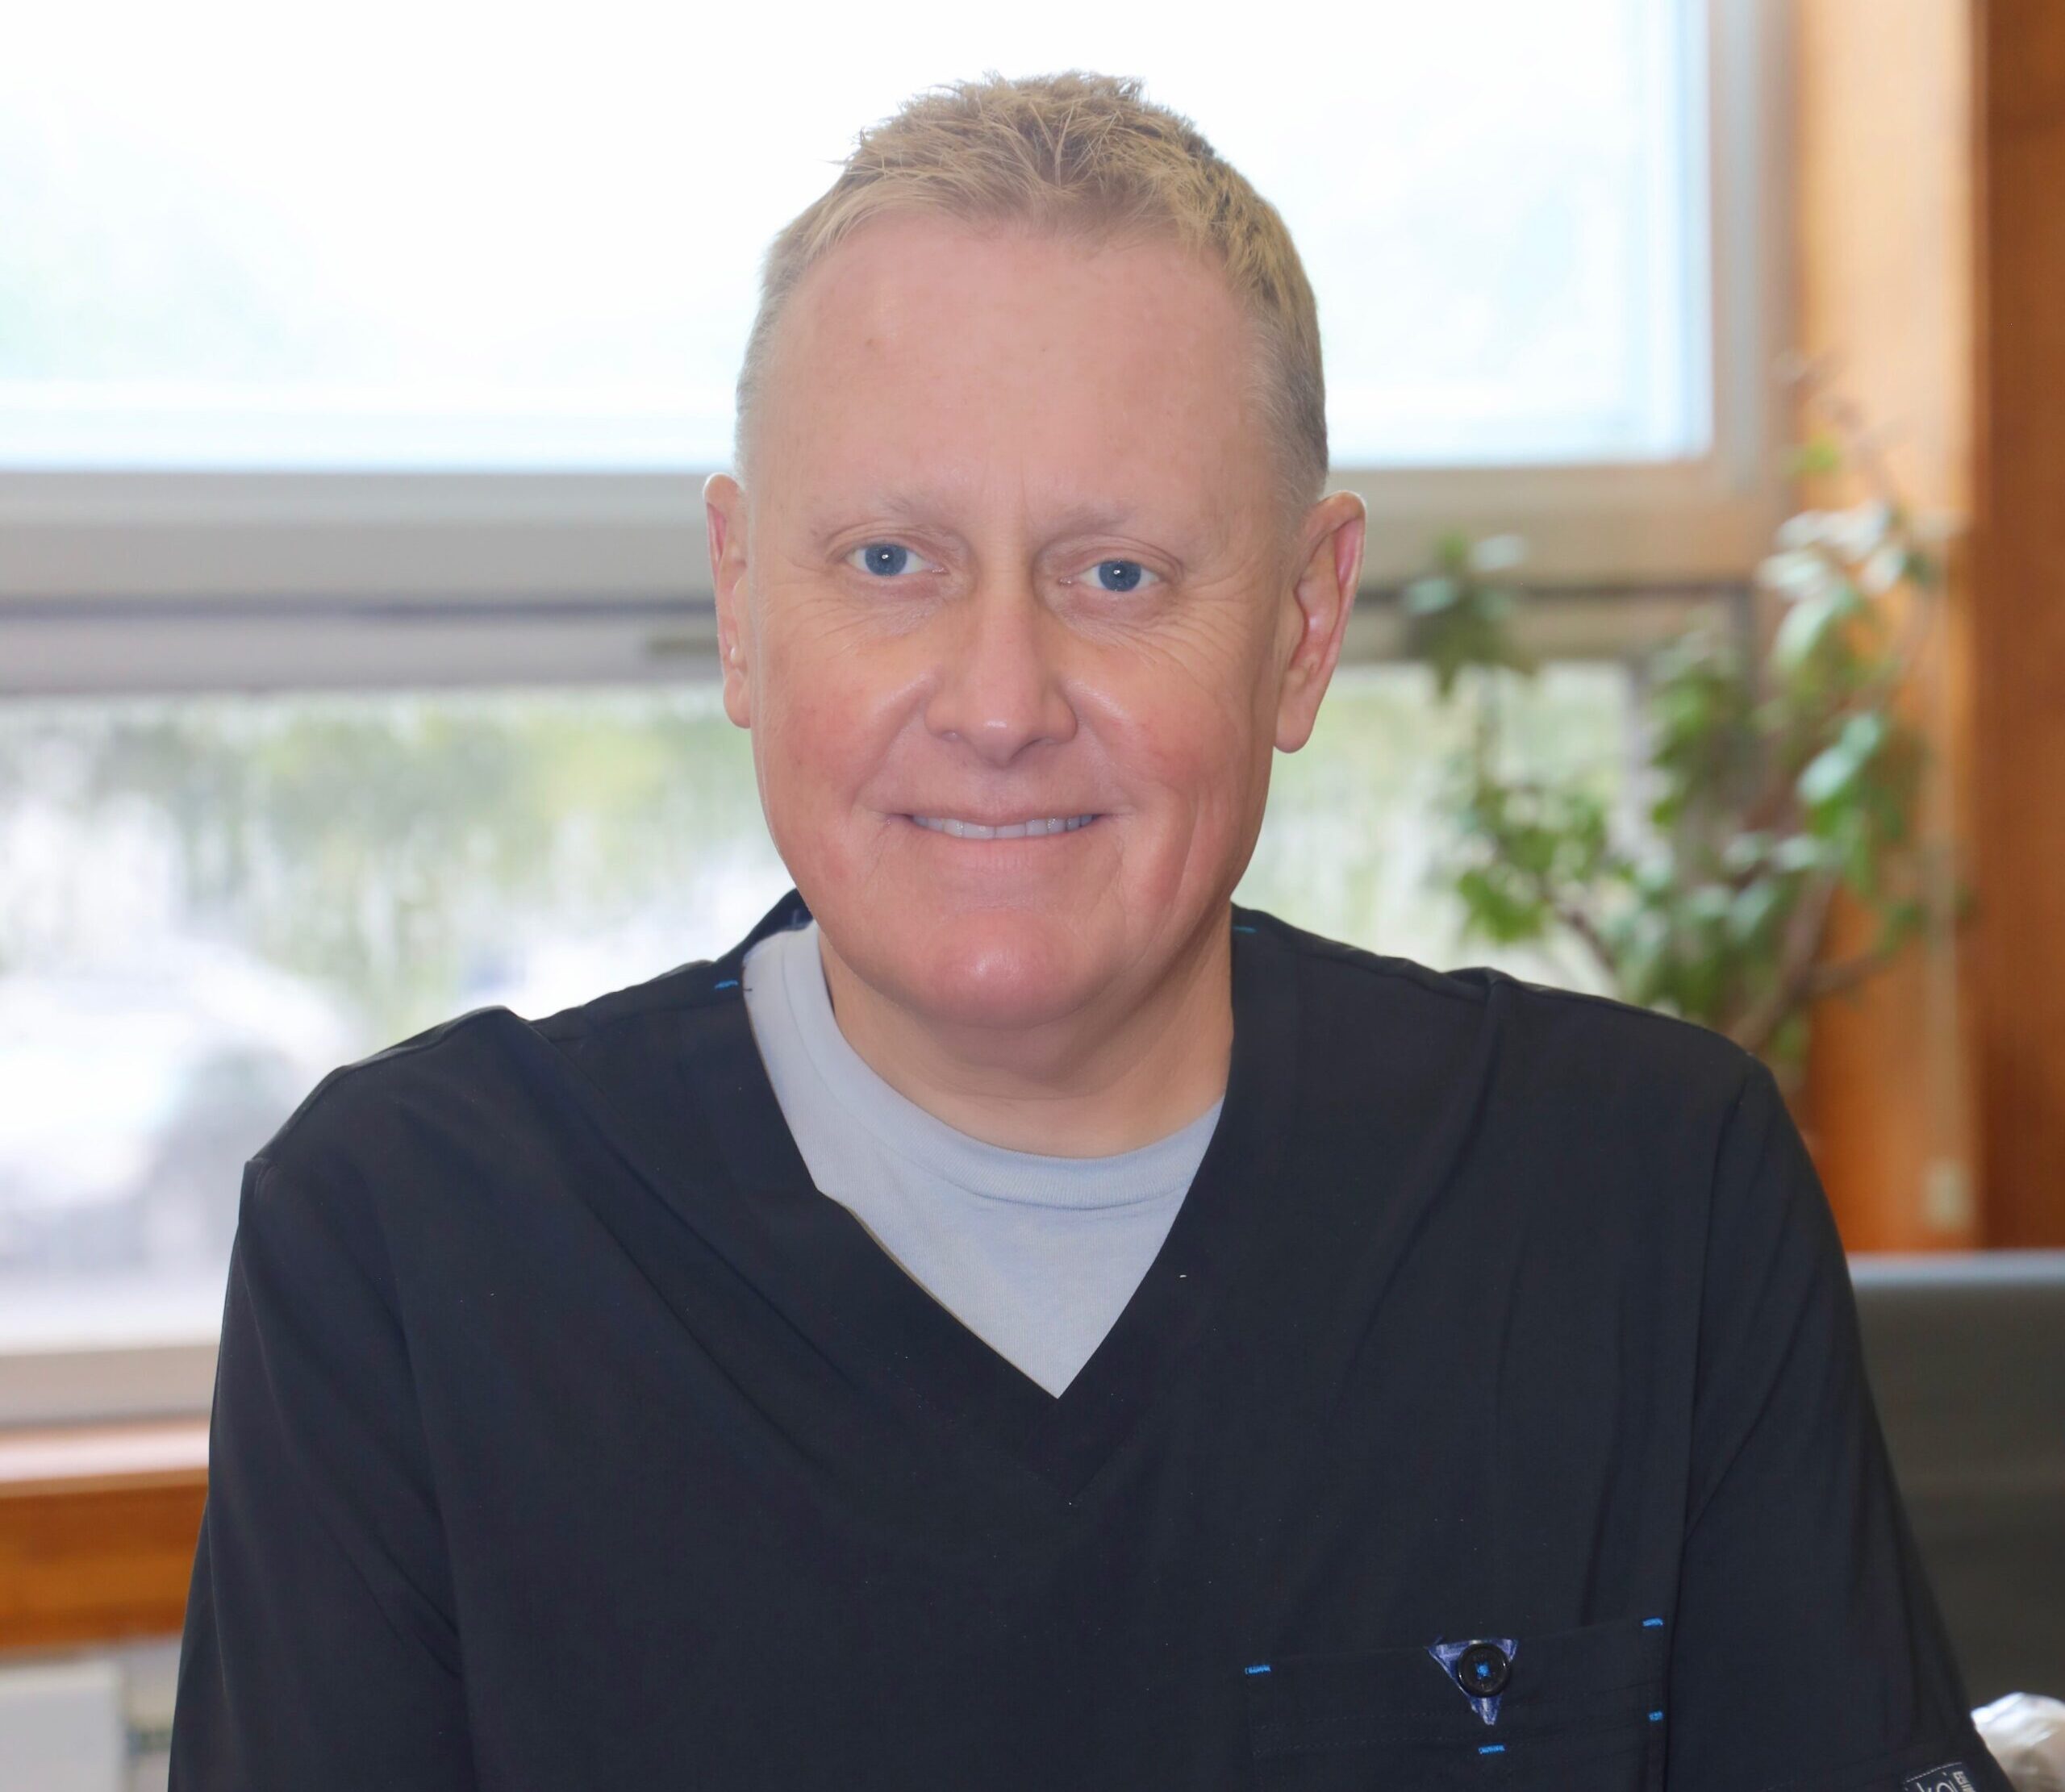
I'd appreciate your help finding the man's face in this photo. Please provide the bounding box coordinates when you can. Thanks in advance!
[707,212,1359,1039]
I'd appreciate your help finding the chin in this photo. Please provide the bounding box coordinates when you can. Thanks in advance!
[886,906,1105,1030]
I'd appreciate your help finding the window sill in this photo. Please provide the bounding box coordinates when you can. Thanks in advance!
[0,1419,207,1653]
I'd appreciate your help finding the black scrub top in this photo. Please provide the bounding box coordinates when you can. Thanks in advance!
[169,886,2006,1792]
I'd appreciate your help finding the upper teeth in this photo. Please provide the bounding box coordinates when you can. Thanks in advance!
[910,815,1097,839]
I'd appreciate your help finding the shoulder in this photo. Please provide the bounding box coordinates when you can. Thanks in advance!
[1236,901,1760,1093]
[1235,901,1761,1142]
[245,952,733,1238]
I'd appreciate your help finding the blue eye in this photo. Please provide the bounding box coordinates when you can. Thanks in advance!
[849,542,932,577]
[1092,559,1154,594]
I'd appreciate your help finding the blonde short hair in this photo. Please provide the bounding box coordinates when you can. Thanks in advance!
[732,69,1329,523]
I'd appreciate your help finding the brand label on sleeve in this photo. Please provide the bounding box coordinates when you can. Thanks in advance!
[1902,1765,1977,1792]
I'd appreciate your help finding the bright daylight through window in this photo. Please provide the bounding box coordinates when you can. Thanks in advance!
[0,0,1704,468]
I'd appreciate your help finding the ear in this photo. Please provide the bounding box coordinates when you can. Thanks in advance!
[704,472,753,730]
[1274,490,1367,753]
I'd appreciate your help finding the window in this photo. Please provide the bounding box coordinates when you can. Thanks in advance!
[1,0,1783,602]
[1,0,1786,1411]
[7,0,1700,473]
[4,0,1709,473]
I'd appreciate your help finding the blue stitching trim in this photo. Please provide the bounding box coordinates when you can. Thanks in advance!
[1649,1710,1664,1722]
[1232,923,1257,933]
[1243,1664,1270,1674]
[1642,1616,1664,1627]
[1478,1744,1506,1754]
[713,979,739,990]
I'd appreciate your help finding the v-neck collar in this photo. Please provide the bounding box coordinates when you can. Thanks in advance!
[674,885,1299,1504]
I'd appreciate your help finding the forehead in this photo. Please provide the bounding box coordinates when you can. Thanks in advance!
[757,211,1268,527]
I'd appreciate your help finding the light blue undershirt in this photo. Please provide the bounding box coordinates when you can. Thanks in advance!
[739,915,1224,1398]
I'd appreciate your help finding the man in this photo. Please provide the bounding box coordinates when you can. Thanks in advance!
[170,71,2005,1790]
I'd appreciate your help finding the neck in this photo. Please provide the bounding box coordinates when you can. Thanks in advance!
[811,917,1235,1157]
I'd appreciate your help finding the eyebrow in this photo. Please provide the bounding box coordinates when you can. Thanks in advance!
[802,492,1177,543]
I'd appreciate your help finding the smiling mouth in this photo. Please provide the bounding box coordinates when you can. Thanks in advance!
[903,814,1101,840]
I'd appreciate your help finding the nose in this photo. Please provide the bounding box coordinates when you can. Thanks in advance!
[922,572,1078,765]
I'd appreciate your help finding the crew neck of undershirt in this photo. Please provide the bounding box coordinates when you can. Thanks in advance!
[740,917,1225,1211]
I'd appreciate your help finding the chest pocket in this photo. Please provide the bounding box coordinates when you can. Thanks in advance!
[1242,1615,1668,1790]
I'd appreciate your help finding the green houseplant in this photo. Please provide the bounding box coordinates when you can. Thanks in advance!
[1401,375,1969,1093]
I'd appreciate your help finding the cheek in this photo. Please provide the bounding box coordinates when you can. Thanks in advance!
[756,631,899,801]
[1091,632,1273,826]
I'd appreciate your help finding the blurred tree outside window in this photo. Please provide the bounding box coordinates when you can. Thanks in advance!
[0,664,1631,1351]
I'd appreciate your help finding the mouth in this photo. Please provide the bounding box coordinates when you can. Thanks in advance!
[900,813,1103,840]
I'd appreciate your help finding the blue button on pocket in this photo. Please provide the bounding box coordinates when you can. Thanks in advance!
[1453,1642,1512,1698]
